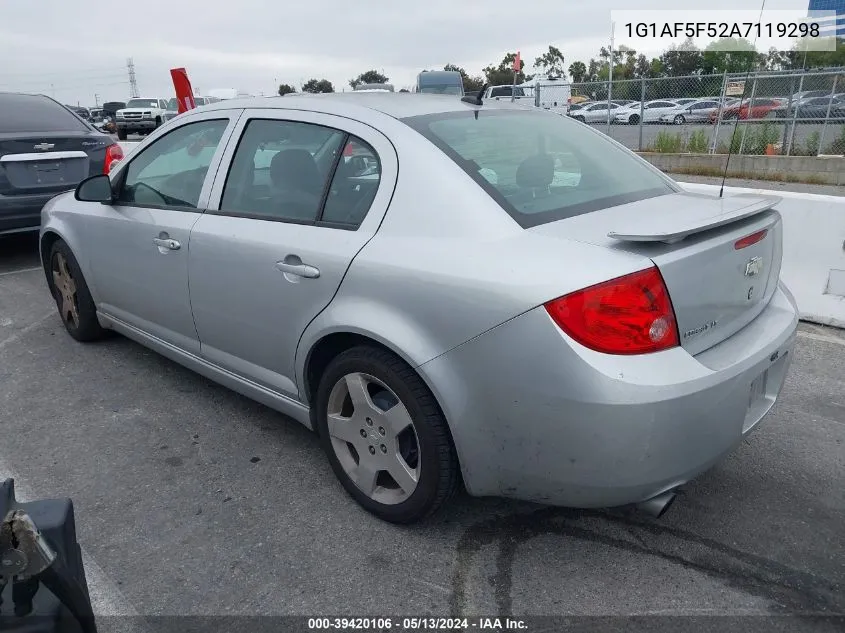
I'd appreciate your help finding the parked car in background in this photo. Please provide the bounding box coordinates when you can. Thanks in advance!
[614,100,680,125]
[568,101,623,123]
[786,95,845,121]
[65,105,92,122]
[416,70,464,96]
[672,98,698,106]
[659,99,723,124]
[163,96,223,122]
[479,85,534,103]
[353,83,395,92]
[39,93,798,523]
[0,92,123,235]
[115,97,169,140]
[712,98,784,122]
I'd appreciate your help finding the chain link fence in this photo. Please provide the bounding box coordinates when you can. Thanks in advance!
[534,68,845,157]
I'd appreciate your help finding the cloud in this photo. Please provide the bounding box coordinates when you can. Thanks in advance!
[0,0,808,105]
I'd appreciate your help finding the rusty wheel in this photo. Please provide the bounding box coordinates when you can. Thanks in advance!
[52,252,80,327]
[47,239,108,342]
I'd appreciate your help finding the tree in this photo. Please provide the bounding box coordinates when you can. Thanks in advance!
[634,54,653,78]
[349,70,389,89]
[701,38,760,75]
[659,38,703,77]
[534,45,566,79]
[568,61,587,83]
[277,84,296,96]
[302,78,334,93]
[483,52,525,86]
[443,63,485,92]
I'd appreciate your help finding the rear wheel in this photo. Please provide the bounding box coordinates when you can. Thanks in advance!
[315,346,460,524]
[47,240,108,342]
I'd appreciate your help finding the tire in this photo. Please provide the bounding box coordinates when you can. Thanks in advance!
[628,114,640,125]
[574,115,586,123]
[46,240,108,342]
[315,345,460,524]
[116,128,127,140]
[674,115,685,125]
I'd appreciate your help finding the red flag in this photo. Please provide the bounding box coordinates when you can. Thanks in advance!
[170,68,196,113]
[512,51,521,72]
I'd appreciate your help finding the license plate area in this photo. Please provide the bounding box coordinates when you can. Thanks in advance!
[748,371,768,408]
[3,157,87,189]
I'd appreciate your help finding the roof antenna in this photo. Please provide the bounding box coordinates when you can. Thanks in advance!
[462,83,488,106]
[720,0,767,198]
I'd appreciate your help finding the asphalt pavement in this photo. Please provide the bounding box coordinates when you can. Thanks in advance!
[1,232,843,630]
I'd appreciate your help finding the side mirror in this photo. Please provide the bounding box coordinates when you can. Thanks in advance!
[75,174,114,203]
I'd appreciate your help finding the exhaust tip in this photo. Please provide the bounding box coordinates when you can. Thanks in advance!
[635,490,677,518]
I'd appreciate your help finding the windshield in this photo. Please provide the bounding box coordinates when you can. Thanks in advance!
[419,85,463,96]
[127,99,159,108]
[402,109,676,229]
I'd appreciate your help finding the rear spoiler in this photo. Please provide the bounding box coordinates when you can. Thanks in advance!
[608,193,781,244]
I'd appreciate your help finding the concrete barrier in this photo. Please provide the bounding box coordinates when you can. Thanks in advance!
[115,140,845,328]
[640,153,845,186]
[680,182,845,329]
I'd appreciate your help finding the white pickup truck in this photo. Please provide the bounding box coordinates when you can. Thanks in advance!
[115,97,169,139]
[479,85,536,103]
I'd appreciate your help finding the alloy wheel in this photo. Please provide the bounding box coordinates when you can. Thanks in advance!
[52,252,79,327]
[326,372,421,505]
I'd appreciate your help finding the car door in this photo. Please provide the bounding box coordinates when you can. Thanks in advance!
[83,111,239,353]
[584,104,607,123]
[188,110,397,399]
[644,102,676,122]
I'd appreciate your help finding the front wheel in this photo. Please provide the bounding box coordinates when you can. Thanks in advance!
[628,114,640,125]
[315,346,460,524]
[47,240,109,342]
[674,114,685,125]
[116,128,127,140]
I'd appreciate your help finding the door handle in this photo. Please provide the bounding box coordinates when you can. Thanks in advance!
[153,237,181,251]
[275,261,320,279]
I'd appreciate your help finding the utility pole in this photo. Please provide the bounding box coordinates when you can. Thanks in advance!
[126,57,139,98]
[94,93,100,107]
[607,21,615,134]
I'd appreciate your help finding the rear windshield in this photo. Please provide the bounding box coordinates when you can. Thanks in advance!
[402,109,676,228]
[0,93,90,133]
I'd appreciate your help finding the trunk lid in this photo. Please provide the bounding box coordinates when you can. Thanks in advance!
[0,131,111,196]
[531,191,783,356]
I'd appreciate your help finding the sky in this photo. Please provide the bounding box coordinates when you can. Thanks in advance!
[0,0,816,107]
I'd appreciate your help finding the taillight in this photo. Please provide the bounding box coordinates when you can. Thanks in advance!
[544,267,679,355]
[103,143,124,174]
[735,229,767,250]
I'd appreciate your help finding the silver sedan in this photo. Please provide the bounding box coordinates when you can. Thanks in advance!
[39,94,798,523]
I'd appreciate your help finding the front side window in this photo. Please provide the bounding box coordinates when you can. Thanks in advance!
[402,109,676,228]
[220,119,345,223]
[116,119,229,209]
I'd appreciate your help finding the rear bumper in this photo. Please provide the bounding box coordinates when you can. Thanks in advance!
[420,283,799,508]
[0,192,62,234]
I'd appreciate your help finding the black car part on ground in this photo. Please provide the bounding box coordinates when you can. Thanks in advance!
[0,479,96,633]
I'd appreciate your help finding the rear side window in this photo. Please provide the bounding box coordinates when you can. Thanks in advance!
[402,109,676,228]
[0,93,90,133]
[220,119,345,223]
